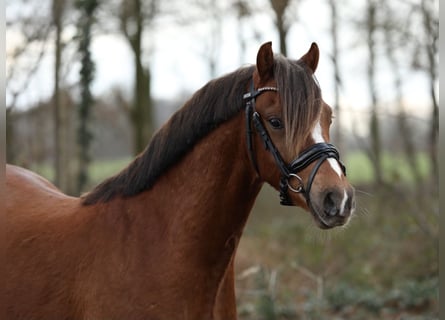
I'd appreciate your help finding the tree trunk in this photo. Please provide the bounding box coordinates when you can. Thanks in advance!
[52,0,70,191]
[270,0,290,56]
[328,0,342,151]
[421,0,438,184]
[366,0,383,185]
[132,0,152,154]
[277,16,287,56]
[121,0,154,155]
[76,0,99,194]
[132,53,152,154]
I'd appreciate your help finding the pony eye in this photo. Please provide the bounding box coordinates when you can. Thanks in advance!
[268,118,283,129]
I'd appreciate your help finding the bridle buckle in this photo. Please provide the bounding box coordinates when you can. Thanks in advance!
[287,173,304,193]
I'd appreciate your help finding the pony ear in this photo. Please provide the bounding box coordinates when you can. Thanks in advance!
[300,42,319,73]
[256,42,274,81]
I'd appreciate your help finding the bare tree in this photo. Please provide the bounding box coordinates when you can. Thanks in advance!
[381,0,423,185]
[119,0,158,154]
[233,0,251,65]
[270,0,291,56]
[365,0,383,185]
[6,0,51,163]
[52,0,72,191]
[76,0,100,194]
[327,0,343,151]
[419,0,438,184]
[191,0,224,79]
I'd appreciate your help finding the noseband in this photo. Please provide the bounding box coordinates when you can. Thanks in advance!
[243,80,346,206]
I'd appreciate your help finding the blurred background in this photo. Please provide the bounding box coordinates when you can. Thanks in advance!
[6,0,438,318]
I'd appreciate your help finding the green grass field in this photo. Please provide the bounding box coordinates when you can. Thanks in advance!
[344,152,431,185]
[28,151,432,189]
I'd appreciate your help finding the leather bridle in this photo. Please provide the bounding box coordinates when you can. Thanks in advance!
[243,80,346,206]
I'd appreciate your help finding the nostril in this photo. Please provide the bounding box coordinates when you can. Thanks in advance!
[324,192,340,217]
[345,197,352,211]
[345,197,355,211]
[346,189,356,212]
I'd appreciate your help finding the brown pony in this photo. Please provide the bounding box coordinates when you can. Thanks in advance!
[3,42,355,319]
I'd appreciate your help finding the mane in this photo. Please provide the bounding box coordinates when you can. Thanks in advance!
[82,56,321,205]
[274,55,322,154]
[82,66,255,205]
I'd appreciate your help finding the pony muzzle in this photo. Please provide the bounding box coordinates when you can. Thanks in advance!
[309,186,355,229]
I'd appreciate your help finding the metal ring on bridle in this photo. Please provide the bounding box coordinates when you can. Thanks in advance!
[287,173,304,193]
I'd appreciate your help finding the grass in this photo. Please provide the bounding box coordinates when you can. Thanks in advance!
[28,151,432,191]
[88,157,132,183]
[29,157,131,192]
[345,151,431,185]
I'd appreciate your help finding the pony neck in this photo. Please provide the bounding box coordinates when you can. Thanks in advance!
[105,111,262,270]
[147,112,262,243]
[84,112,262,317]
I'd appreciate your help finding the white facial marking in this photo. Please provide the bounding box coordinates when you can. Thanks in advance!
[339,189,348,216]
[311,121,343,177]
[311,121,324,143]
